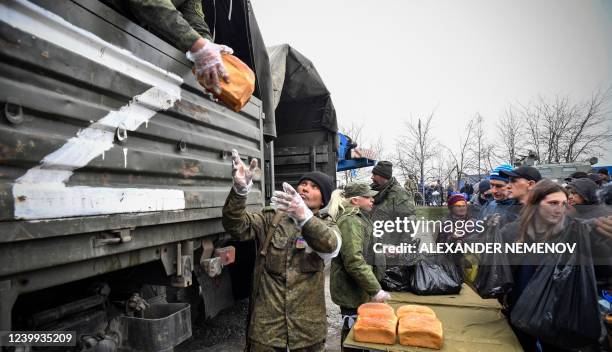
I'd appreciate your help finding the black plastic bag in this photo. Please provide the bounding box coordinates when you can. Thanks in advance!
[473,226,513,298]
[510,223,601,348]
[381,266,410,292]
[408,254,463,295]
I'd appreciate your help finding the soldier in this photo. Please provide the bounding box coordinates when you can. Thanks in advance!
[222,150,341,352]
[112,0,231,93]
[370,161,416,266]
[403,174,418,206]
[328,182,390,352]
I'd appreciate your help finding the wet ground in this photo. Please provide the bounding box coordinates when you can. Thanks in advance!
[176,228,435,352]
[176,268,342,352]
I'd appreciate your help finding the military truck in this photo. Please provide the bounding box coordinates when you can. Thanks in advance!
[0,1,338,350]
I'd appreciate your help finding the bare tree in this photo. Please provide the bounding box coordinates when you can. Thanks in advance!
[443,118,475,190]
[498,105,523,165]
[430,145,455,186]
[562,88,612,162]
[518,89,612,164]
[521,101,543,162]
[482,143,499,173]
[395,113,436,204]
[537,95,575,163]
[469,113,487,179]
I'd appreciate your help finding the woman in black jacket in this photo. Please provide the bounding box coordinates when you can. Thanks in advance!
[500,179,611,352]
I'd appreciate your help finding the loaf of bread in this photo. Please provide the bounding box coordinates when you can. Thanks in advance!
[194,54,255,112]
[396,304,436,319]
[357,303,394,317]
[354,315,398,345]
[354,303,397,345]
[398,314,443,349]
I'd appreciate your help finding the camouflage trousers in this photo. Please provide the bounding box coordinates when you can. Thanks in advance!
[248,340,325,352]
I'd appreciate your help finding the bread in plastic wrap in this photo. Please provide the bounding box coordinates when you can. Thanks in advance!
[194,54,255,112]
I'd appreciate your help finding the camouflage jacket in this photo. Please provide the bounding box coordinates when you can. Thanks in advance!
[371,178,416,243]
[404,179,417,194]
[372,177,416,218]
[330,205,381,309]
[121,0,212,52]
[222,188,339,349]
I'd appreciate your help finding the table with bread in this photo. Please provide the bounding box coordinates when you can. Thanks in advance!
[344,284,523,351]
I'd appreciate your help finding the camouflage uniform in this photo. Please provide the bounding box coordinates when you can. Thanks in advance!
[371,177,416,264]
[403,177,418,207]
[115,0,212,52]
[330,204,381,309]
[222,188,339,351]
[330,204,381,352]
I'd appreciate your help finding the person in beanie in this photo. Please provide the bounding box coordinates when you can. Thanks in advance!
[435,194,479,273]
[598,168,610,184]
[567,178,610,220]
[435,194,476,244]
[472,179,492,206]
[328,182,390,352]
[370,161,416,266]
[223,150,341,352]
[479,164,518,224]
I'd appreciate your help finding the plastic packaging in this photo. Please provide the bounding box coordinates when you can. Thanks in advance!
[510,223,601,348]
[473,226,513,298]
[408,254,463,295]
[195,54,255,112]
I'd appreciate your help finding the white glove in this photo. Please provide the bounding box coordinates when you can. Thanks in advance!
[271,182,313,226]
[186,41,234,94]
[372,290,391,302]
[231,149,258,196]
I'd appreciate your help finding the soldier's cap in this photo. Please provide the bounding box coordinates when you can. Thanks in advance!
[499,166,542,182]
[344,182,378,198]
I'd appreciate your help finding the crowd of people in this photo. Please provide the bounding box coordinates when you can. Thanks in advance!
[225,150,611,351]
[132,2,610,350]
[434,164,612,352]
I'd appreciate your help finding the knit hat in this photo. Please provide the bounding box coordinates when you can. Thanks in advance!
[477,179,491,194]
[298,171,334,208]
[490,164,513,182]
[372,161,393,179]
[447,193,467,207]
[568,178,599,205]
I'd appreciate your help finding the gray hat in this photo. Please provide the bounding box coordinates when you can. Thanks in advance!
[372,161,393,179]
[344,182,378,198]
[568,178,599,205]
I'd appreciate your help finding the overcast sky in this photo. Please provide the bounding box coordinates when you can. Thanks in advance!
[251,0,612,166]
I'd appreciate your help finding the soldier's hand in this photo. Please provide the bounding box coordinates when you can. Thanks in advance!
[271,182,313,225]
[231,149,257,196]
[372,290,391,302]
[187,40,233,95]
